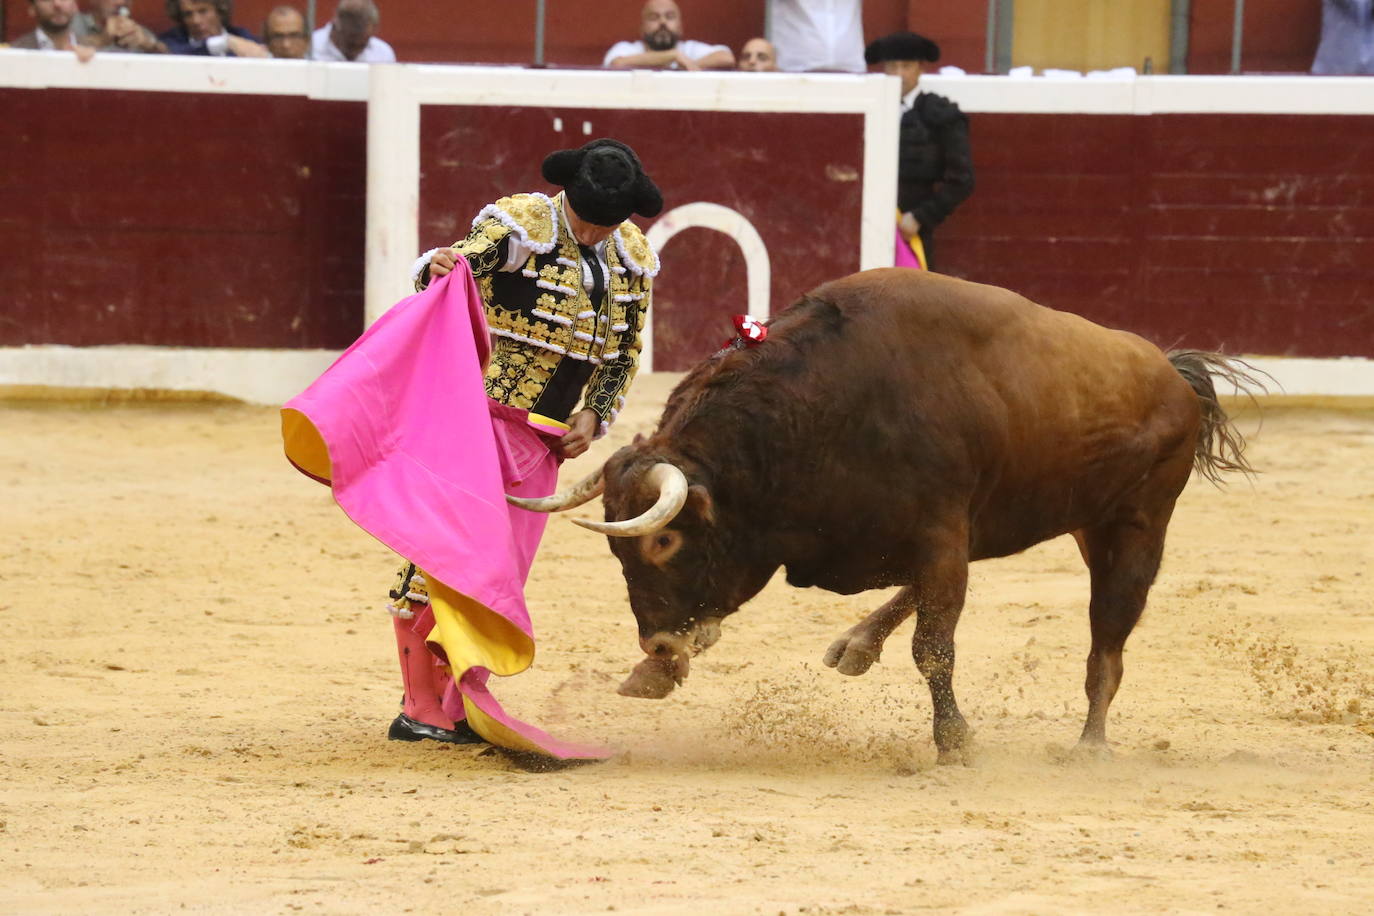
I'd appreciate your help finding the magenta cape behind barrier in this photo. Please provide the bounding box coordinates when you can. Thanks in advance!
[280,263,606,760]
[895,225,927,270]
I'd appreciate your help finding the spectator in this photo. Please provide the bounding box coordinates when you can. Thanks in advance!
[738,36,778,71]
[159,0,268,56]
[1311,0,1374,75]
[864,31,975,271]
[11,0,97,58]
[604,0,734,71]
[86,0,165,53]
[769,0,864,73]
[311,0,395,63]
[263,5,308,59]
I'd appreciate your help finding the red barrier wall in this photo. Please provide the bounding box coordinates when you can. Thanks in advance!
[0,87,365,349]
[7,84,1373,364]
[417,105,867,369]
[940,112,1374,358]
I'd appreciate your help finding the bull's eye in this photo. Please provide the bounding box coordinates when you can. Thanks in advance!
[642,529,683,565]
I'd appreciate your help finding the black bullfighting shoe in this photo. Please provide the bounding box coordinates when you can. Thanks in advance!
[388,713,488,745]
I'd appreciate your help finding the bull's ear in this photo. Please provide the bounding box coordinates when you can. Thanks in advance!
[686,484,716,525]
[632,432,647,445]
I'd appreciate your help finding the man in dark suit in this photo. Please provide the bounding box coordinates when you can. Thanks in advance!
[158,0,267,56]
[865,31,975,270]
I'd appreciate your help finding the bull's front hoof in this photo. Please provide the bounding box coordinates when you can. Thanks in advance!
[822,633,880,676]
[617,657,678,699]
[935,745,975,766]
[1069,739,1114,763]
[934,717,974,766]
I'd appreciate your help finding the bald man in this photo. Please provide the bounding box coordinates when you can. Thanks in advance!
[263,5,308,58]
[311,0,395,62]
[738,36,778,71]
[604,0,734,70]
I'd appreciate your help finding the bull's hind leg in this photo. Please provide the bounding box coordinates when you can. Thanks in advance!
[1076,501,1176,750]
[822,587,918,676]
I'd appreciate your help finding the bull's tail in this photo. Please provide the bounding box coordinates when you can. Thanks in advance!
[1167,349,1269,485]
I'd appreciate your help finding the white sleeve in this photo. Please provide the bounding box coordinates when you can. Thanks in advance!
[603,40,640,66]
[369,38,397,63]
[410,248,441,290]
[681,39,731,61]
[500,234,535,273]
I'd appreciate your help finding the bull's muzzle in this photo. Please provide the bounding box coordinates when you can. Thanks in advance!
[617,619,723,700]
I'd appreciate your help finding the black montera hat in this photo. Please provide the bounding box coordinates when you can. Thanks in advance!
[864,31,941,65]
[541,139,664,228]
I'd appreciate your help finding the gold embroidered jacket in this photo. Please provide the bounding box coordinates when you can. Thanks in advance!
[431,191,658,428]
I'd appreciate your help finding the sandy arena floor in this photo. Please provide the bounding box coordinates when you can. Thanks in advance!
[1,374,1372,914]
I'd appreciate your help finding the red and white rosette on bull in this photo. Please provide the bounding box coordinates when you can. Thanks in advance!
[733,314,768,346]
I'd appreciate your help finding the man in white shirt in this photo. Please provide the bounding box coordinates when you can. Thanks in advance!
[604,0,734,71]
[769,0,864,73]
[311,0,396,63]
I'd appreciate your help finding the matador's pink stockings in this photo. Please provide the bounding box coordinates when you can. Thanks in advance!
[392,610,460,729]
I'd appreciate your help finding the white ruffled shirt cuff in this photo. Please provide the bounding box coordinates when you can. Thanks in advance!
[410,248,442,290]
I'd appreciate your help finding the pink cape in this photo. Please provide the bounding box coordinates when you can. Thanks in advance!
[895,225,927,270]
[280,262,606,760]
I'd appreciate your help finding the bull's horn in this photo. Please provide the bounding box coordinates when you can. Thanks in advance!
[573,463,688,537]
[506,466,604,512]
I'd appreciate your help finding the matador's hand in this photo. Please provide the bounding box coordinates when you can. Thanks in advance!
[898,211,921,241]
[555,409,600,460]
[428,248,460,283]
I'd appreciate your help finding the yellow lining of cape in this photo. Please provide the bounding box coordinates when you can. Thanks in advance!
[282,407,548,754]
[281,408,332,481]
[424,576,543,754]
[526,412,570,432]
[906,233,928,271]
[897,209,929,271]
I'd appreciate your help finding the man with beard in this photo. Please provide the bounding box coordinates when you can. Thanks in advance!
[11,0,96,57]
[604,0,733,70]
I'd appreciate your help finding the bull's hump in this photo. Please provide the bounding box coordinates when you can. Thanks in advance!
[807,269,1030,339]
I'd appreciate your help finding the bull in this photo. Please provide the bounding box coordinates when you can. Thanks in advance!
[511,269,1261,763]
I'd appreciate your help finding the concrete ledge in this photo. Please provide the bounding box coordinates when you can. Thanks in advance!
[0,346,341,406]
[4,346,1373,406]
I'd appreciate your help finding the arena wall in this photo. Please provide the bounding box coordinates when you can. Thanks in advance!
[364,64,897,371]
[3,51,1372,402]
